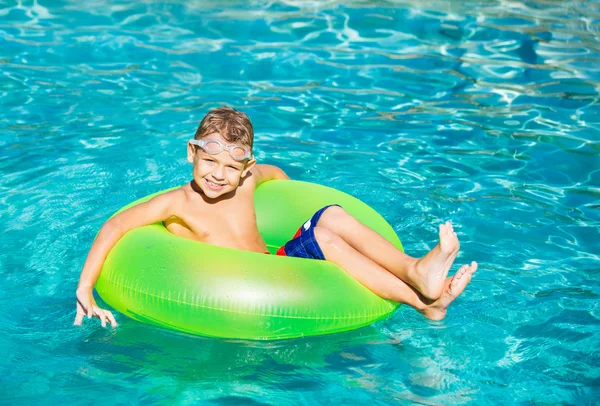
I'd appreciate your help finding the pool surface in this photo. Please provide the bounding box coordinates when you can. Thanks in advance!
[1,0,599,404]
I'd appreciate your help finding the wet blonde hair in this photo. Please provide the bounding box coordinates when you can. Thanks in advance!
[194,106,254,150]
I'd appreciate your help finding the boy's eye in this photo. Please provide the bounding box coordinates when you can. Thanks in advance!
[204,159,215,163]
[228,166,241,171]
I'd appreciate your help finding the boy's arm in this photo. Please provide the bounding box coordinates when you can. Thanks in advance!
[74,191,177,328]
[251,164,290,187]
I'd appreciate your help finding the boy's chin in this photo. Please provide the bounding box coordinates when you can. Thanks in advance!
[201,187,225,198]
[199,181,232,198]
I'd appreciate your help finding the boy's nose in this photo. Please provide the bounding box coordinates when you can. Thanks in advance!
[212,166,225,180]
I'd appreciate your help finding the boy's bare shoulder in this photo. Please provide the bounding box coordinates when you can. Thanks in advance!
[171,183,199,203]
[147,184,196,211]
[151,185,186,199]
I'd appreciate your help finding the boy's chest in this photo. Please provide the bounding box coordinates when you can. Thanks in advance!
[178,197,259,241]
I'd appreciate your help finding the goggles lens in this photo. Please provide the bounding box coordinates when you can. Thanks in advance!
[203,140,225,154]
[230,145,249,159]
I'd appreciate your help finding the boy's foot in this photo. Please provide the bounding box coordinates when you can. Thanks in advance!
[420,261,478,321]
[409,221,460,300]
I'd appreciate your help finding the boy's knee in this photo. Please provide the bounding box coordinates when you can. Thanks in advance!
[313,226,342,249]
[320,205,348,227]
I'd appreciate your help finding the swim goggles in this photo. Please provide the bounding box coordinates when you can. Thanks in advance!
[189,138,252,162]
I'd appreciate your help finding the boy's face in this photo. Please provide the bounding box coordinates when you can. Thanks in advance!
[187,134,255,199]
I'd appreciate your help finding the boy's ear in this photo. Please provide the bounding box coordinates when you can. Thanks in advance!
[187,142,195,163]
[242,158,256,177]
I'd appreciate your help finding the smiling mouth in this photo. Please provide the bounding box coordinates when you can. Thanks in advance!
[205,179,225,190]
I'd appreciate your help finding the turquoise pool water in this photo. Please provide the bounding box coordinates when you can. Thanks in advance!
[2,0,599,403]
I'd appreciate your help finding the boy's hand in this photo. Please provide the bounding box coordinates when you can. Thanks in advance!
[74,287,118,328]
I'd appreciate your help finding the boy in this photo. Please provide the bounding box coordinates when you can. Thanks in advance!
[74,106,478,328]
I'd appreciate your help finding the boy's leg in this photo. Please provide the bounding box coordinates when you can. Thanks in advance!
[313,226,478,319]
[318,206,459,300]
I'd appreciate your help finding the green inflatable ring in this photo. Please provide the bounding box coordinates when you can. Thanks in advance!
[96,180,403,340]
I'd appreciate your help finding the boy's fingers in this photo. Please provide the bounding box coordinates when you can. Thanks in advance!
[76,298,92,320]
[100,309,111,328]
[104,310,117,328]
[74,311,85,326]
[105,311,118,328]
[94,307,107,328]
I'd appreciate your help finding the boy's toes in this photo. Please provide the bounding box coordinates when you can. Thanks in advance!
[448,265,474,296]
[452,262,478,288]
[440,222,451,237]
[452,265,468,285]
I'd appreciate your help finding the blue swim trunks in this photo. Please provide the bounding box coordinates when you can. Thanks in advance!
[276,205,340,260]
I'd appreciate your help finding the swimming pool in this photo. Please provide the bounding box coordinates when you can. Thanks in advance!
[1,0,599,403]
